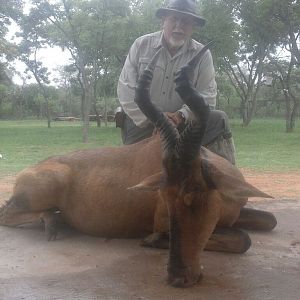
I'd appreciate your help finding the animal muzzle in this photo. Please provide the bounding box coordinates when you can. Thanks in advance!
[167,216,202,287]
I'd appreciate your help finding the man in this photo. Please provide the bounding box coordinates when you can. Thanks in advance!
[117,0,235,164]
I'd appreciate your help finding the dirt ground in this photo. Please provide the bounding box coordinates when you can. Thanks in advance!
[0,171,299,300]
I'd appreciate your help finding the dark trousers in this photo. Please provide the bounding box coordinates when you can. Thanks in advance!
[121,110,236,164]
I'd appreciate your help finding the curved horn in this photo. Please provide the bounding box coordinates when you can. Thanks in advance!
[134,47,179,154]
[182,40,213,122]
[187,40,214,69]
[174,42,213,164]
[134,47,162,122]
[176,114,209,165]
[173,40,214,83]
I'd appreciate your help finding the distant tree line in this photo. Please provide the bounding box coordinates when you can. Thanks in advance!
[0,0,299,141]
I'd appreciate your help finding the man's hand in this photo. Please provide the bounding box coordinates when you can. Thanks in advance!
[164,111,185,127]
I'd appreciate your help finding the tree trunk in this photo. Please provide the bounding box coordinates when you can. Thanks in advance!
[285,96,299,133]
[77,73,85,121]
[285,96,293,132]
[45,98,51,128]
[93,103,101,127]
[103,70,108,128]
[104,96,108,128]
[82,87,91,143]
[81,66,92,143]
[243,57,265,126]
[77,67,91,142]
[92,76,101,128]
[241,96,252,126]
[275,57,299,133]
[32,74,51,128]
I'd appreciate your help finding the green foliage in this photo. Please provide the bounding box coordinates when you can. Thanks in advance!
[216,75,241,118]
[196,0,239,63]
[0,0,23,60]
[0,66,14,118]
[0,0,299,132]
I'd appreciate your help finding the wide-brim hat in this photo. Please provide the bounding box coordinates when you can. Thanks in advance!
[156,0,206,27]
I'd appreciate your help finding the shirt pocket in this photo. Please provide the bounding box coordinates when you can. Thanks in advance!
[138,57,166,75]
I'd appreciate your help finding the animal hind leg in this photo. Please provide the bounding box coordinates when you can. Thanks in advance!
[140,227,251,253]
[40,210,62,241]
[0,196,61,241]
[205,227,251,253]
[233,207,277,231]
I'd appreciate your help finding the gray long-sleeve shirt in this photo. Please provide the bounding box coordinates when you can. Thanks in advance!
[117,31,217,127]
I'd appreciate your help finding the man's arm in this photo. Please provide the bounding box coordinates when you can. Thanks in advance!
[117,40,149,127]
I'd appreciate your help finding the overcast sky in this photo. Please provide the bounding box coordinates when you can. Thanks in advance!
[7,20,71,86]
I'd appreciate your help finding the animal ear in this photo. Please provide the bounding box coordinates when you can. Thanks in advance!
[201,158,273,199]
[128,172,163,192]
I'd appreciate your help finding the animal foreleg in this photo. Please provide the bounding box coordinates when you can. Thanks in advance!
[140,197,169,249]
[205,227,251,253]
[233,207,277,231]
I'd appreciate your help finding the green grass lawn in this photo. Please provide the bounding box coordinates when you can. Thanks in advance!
[0,120,122,175]
[0,118,299,176]
[232,118,300,171]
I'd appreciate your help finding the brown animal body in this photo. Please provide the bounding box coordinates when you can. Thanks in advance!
[0,45,277,287]
[3,138,162,238]
[0,136,252,238]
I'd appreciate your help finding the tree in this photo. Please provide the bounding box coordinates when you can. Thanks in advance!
[0,61,13,114]
[17,21,53,127]
[264,0,300,131]
[269,0,300,66]
[267,55,300,132]
[0,0,23,59]
[224,0,282,125]
[24,0,132,142]
[0,0,23,118]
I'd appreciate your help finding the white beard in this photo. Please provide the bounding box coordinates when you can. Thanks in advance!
[168,36,185,50]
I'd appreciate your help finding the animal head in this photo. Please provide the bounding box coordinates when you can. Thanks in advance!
[131,45,272,287]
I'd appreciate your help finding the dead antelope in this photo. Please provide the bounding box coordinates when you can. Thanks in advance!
[131,45,277,286]
[0,45,276,288]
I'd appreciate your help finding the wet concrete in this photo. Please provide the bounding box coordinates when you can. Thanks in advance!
[0,199,299,300]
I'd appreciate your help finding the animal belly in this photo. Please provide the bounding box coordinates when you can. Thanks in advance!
[60,192,157,238]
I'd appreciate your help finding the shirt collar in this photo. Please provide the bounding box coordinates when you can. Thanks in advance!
[153,31,164,49]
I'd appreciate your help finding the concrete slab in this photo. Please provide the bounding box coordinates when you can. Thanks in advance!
[0,199,299,300]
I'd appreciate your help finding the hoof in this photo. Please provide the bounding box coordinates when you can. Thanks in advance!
[168,273,202,288]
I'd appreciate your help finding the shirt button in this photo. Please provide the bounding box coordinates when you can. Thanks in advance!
[166,76,169,79]
[163,92,166,95]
